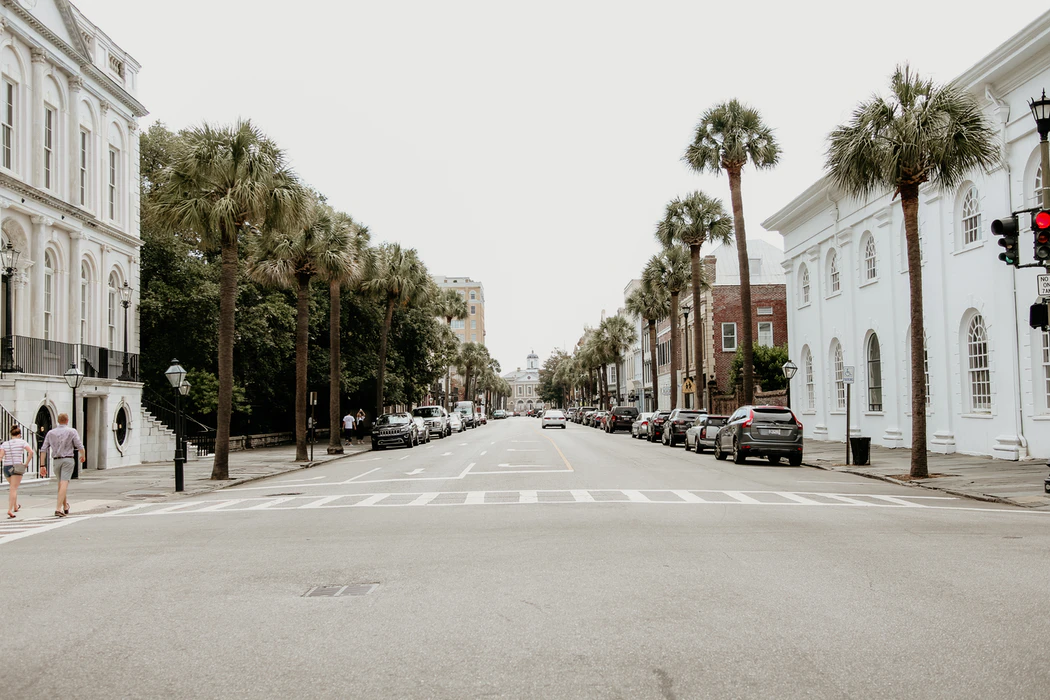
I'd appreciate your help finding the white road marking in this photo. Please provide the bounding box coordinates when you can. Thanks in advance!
[149,502,205,515]
[302,495,343,509]
[507,449,541,452]
[352,494,389,507]
[408,492,440,506]
[519,490,538,503]
[407,468,425,475]
[480,451,487,456]
[777,492,823,506]
[0,516,85,545]
[399,456,409,461]
[464,491,486,505]
[341,467,382,484]
[442,452,453,456]
[459,443,467,446]
[672,490,706,503]
[621,490,650,503]
[473,469,572,474]
[868,495,926,507]
[571,490,595,503]
[724,491,761,504]
[825,494,875,506]
[247,497,297,510]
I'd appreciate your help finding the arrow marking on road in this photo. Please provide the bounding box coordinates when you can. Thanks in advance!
[442,452,453,456]
[407,468,425,475]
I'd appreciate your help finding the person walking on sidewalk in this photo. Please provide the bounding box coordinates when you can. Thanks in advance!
[1,425,34,519]
[355,409,367,445]
[348,413,361,447]
[39,413,84,518]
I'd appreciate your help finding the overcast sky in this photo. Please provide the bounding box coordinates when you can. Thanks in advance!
[77,0,1048,374]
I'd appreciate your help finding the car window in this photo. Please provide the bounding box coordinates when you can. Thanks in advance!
[412,408,441,418]
[706,417,728,427]
[377,414,410,426]
[753,408,796,423]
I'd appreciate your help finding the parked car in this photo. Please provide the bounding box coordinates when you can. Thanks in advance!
[371,412,418,450]
[581,410,596,426]
[541,409,568,429]
[575,407,596,424]
[411,416,433,443]
[493,410,507,419]
[662,409,707,446]
[448,412,464,433]
[631,412,655,439]
[455,401,476,429]
[591,411,607,428]
[646,410,673,442]
[566,408,579,421]
[476,411,487,425]
[412,405,450,438]
[606,406,639,433]
[684,414,729,453]
[713,405,804,465]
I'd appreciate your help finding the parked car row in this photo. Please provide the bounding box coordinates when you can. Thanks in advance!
[563,403,804,465]
[376,402,503,450]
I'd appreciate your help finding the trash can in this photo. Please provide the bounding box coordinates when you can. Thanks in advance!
[850,437,871,466]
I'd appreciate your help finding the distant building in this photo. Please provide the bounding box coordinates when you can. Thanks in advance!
[503,352,544,413]
[435,275,486,345]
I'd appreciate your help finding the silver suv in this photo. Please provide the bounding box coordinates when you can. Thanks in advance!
[412,406,451,438]
[713,405,803,466]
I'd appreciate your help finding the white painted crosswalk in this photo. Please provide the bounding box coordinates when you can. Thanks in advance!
[0,515,85,545]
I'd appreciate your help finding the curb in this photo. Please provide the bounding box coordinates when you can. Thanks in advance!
[803,460,1042,509]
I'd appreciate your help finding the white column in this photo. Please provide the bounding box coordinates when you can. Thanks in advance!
[98,101,109,218]
[30,49,46,190]
[125,120,138,234]
[29,215,49,338]
[99,243,109,349]
[68,77,82,205]
[68,230,82,344]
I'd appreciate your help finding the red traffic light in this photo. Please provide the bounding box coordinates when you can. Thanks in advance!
[1035,210,1050,229]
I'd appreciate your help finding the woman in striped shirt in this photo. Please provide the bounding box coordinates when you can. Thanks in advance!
[1,425,35,519]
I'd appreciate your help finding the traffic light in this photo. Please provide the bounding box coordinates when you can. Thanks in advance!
[1031,301,1049,331]
[1034,210,1050,262]
[992,215,1020,266]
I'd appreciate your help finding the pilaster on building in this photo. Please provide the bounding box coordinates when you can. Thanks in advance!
[0,0,155,472]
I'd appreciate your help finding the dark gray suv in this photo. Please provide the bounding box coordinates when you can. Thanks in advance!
[713,405,803,465]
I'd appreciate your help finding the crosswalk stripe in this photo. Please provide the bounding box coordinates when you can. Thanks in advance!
[672,490,706,503]
[777,492,823,506]
[824,494,872,506]
[408,492,439,506]
[571,490,595,503]
[867,495,925,507]
[352,494,389,507]
[724,491,761,504]
[464,491,486,505]
[621,490,650,503]
[247,497,296,510]
[519,490,538,504]
[302,495,343,509]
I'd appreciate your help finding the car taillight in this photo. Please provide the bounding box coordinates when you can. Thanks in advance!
[700,428,706,438]
[741,410,753,428]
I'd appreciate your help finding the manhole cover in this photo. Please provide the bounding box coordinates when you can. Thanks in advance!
[265,492,303,497]
[303,584,378,598]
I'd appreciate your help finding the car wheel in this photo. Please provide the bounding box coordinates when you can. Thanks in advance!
[767,456,781,465]
[732,439,746,464]
[684,437,692,451]
[714,440,727,461]
[789,454,803,467]
[372,443,383,451]
[695,439,704,454]
[669,434,677,447]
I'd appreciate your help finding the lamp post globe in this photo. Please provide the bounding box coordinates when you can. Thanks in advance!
[117,282,133,381]
[165,359,188,492]
[165,359,186,389]
[1,242,21,373]
[781,360,798,411]
[1030,89,1050,207]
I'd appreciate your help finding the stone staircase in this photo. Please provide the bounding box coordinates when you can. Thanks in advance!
[140,406,177,463]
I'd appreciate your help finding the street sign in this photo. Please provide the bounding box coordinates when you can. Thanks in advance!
[843,366,855,385]
[1038,273,1050,298]
[682,378,695,394]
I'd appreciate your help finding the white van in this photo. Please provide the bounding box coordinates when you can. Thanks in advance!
[454,401,476,428]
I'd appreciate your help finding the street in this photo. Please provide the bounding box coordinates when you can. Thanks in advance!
[4,417,1050,699]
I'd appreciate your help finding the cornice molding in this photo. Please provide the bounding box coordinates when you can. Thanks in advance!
[0,171,141,248]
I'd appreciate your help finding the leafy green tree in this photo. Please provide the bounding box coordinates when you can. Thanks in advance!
[643,247,690,410]
[728,344,790,393]
[825,65,999,478]
[150,121,307,479]
[625,278,669,413]
[540,350,570,407]
[656,191,732,409]
[599,314,637,408]
[685,100,780,405]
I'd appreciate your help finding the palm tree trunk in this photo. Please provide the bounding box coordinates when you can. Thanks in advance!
[211,237,237,481]
[648,320,658,412]
[728,166,755,404]
[902,187,928,478]
[375,296,395,418]
[294,272,310,462]
[327,279,343,455]
[669,291,680,410]
[689,245,706,410]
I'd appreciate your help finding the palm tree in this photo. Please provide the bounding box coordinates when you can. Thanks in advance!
[249,199,358,461]
[151,121,306,480]
[656,192,733,409]
[643,247,690,410]
[434,288,469,410]
[455,342,488,408]
[323,215,369,455]
[361,244,432,418]
[600,314,638,407]
[625,278,670,412]
[685,100,780,405]
[826,65,999,478]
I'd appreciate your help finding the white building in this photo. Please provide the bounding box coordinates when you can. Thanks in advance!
[763,10,1050,460]
[503,352,545,414]
[0,1,164,476]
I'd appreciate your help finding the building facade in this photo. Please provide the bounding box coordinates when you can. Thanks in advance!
[0,0,160,478]
[436,275,486,345]
[762,10,1050,460]
[502,352,544,414]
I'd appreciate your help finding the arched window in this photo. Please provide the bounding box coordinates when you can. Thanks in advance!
[802,346,814,411]
[961,186,981,246]
[867,334,882,411]
[906,327,932,407]
[80,262,89,344]
[799,265,810,306]
[967,315,991,413]
[827,250,840,294]
[863,234,878,281]
[832,341,845,410]
[108,272,118,350]
[43,251,54,341]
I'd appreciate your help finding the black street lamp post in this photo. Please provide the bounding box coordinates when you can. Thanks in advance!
[63,362,84,478]
[2,242,21,373]
[165,359,187,492]
[681,303,692,409]
[118,281,133,381]
[1029,90,1050,207]
[782,360,798,410]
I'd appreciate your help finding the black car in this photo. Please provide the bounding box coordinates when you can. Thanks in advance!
[646,410,672,442]
[606,406,639,433]
[713,405,803,465]
[662,409,706,446]
[371,412,419,450]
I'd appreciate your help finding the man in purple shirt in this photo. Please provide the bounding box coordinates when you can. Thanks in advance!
[40,413,85,518]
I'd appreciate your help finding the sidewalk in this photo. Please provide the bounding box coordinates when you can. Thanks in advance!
[2,440,373,521]
[803,439,1050,510]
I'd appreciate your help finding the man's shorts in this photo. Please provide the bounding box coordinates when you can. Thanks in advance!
[53,457,75,481]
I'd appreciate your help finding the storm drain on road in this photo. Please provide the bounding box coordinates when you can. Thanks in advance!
[303,584,378,598]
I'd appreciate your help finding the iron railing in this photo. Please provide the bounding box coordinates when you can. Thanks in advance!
[0,336,140,382]
[0,400,41,484]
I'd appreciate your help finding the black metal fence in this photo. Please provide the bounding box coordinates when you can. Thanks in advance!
[0,336,140,381]
[0,400,40,484]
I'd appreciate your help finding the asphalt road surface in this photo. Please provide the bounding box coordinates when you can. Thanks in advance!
[4,416,1050,699]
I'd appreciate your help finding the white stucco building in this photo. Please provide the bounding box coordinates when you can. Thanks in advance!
[763,10,1050,460]
[503,352,545,414]
[0,0,166,478]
